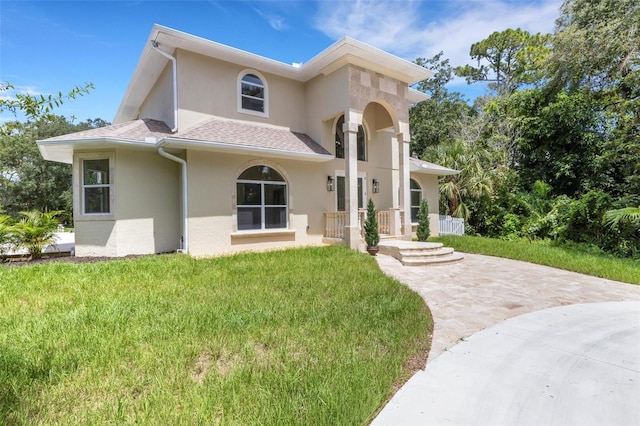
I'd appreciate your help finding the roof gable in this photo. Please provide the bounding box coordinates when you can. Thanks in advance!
[115,24,432,122]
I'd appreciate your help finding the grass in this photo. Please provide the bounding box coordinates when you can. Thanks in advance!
[433,235,640,285]
[0,246,430,425]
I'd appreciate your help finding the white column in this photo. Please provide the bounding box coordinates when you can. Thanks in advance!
[344,110,361,250]
[398,123,412,239]
[390,133,402,237]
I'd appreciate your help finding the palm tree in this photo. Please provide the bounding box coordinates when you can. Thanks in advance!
[424,140,494,220]
[14,210,62,259]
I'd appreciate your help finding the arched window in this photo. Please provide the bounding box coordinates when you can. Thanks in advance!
[238,70,268,116]
[410,178,422,223]
[237,165,287,230]
[335,115,366,161]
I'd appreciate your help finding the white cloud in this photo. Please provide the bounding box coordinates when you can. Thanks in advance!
[314,0,562,69]
[254,7,287,31]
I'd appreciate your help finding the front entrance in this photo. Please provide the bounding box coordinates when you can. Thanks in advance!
[336,174,365,211]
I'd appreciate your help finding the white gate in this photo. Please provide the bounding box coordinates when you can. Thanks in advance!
[439,215,465,236]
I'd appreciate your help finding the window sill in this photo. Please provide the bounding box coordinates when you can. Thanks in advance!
[230,229,295,239]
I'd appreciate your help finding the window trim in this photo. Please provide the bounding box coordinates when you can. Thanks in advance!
[237,69,269,118]
[74,152,115,221]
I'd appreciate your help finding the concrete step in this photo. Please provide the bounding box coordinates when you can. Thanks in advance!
[397,247,455,257]
[378,240,463,266]
[400,252,465,266]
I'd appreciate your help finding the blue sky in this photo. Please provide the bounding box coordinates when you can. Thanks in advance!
[0,0,562,124]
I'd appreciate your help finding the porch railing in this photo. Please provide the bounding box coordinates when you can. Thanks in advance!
[325,211,348,239]
[324,210,392,238]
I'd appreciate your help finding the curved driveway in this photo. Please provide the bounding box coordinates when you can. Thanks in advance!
[373,253,640,425]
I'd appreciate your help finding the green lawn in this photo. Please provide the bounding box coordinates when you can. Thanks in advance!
[0,246,431,425]
[434,235,640,285]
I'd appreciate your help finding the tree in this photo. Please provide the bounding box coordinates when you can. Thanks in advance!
[549,0,639,98]
[363,198,380,249]
[0,82,94,135]
[455,28,552,95]
[0,116,109,222]
[410,52,473,156]
[416,199,430,241]
[423,139,494,220]
[507,89,609,196]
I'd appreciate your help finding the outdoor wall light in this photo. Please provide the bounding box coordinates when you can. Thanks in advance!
[372,179,380,193]
[327,176,335,191]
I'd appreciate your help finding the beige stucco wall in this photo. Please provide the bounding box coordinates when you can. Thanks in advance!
[410,173,441,237]
[174,50,307,132]
[140,64,175,126]
[74,149,181,256]
[186,151,330,256]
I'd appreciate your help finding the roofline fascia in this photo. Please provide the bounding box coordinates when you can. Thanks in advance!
[36,137,157,149]
[161,137,334,162]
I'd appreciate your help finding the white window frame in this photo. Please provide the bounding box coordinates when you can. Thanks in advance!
[237,69,269,118]
[74,152,115,220]
[410,178,422,224]
[236,169,288,231]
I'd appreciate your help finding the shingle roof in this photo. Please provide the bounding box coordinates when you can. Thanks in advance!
[40,116,330,157]
[172,116,330,156]
[43,118,172,142]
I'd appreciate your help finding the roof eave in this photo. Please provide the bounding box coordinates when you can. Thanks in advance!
[161,137,333,162]
[36,138,157,164]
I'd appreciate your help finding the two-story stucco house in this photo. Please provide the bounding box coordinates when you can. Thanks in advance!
[37,24,458,257]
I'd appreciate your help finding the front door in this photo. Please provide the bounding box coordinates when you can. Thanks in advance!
[336,175,365,211]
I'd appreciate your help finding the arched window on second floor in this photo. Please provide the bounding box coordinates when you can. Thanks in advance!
[335,115,366,161]
[238,70,268,117]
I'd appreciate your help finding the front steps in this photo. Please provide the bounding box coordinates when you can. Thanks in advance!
[378,240,464,266]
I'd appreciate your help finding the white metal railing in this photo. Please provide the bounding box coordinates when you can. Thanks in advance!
[439,215,465,235]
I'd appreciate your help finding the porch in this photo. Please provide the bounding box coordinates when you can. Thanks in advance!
[323,210,397,240]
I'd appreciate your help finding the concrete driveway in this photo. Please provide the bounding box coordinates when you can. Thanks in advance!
[372,253,640,425]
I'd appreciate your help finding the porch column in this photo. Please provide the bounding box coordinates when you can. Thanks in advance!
[390,133,402,237]
[344,111,361,250]
[398,123,412,239]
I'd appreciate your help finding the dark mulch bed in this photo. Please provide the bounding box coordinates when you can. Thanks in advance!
[1,254,145,267]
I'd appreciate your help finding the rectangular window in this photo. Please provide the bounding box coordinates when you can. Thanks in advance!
[83,158,111,214]
[236,181,287,230]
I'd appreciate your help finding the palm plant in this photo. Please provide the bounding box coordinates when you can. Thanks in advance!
[14,210,62,259]
[0,214,16,261]
[424,140,494,220]
[603,207,640,228]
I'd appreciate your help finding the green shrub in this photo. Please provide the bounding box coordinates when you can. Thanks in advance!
[416,199,430,241]
[364,198,380,248]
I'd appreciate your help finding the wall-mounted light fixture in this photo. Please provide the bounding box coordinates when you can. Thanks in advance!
[327,176,335,191]
[372,179,380,193]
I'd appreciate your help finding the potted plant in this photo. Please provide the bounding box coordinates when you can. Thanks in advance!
[364,198,380,255]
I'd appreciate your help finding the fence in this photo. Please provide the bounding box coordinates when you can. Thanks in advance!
[439,215,465,236]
